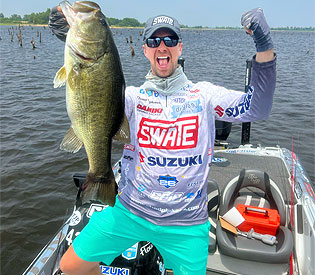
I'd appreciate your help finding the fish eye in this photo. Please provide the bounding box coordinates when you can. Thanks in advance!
[100,18,107,25]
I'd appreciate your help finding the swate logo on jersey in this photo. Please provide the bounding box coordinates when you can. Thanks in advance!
[215,86,254,118]
[137,104,163,114]
[100,266,130,275]
[137,116,198,149]
[147,155,202,167]
[171,99,203,118]
[158,175,178,188]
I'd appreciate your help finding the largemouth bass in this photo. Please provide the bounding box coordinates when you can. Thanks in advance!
[54,1,125,206]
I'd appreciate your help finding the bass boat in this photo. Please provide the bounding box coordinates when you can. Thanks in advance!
[23,60,315,275]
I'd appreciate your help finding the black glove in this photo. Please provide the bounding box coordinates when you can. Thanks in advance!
[241,8,274,52]
[48,6,69,42]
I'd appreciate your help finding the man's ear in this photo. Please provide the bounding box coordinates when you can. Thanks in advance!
[143,44,148,58]
[178,43,183,56]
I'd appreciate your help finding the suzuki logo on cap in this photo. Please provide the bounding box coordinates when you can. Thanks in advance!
[152,16,174,26]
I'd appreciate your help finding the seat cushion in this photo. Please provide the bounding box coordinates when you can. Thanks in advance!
[216,222,293,263]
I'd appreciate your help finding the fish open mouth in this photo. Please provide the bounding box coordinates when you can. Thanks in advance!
[68,43,103,62]
[73,50,94,61]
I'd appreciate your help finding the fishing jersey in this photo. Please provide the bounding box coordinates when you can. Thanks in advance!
[118,57,276,226]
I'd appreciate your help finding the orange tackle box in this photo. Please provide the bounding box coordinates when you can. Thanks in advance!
[236,204,280,236]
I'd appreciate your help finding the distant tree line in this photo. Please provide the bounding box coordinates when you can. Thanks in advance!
[0,9,51,24]
[0,10,144,27]
[271,26,314,31]
[106,17,144,27]
[0,10,314,31]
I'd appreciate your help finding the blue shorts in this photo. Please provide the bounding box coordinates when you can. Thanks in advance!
[73,198,210,275]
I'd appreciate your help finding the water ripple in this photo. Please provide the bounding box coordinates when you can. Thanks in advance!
[0,25,314,274]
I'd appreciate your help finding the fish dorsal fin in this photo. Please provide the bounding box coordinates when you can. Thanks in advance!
[54,66,67,88]
[60,127,83,153]
[73,1,101,12]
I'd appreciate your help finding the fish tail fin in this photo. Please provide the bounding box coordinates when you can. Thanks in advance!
[82,171,118,206]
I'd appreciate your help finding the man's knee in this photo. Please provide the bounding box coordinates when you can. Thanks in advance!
[59,252,74,274]
[60,245,101,275]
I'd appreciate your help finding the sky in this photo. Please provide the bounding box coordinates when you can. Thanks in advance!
[1,0,314,28]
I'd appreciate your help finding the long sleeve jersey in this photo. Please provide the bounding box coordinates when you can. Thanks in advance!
[118,56,276,226]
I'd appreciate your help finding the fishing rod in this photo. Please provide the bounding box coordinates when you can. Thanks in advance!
[241,59,252,145]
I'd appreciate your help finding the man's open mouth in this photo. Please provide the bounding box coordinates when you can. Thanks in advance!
[157,56,170,66]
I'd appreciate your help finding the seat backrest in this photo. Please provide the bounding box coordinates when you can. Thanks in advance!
[207,179,220,215]
[220,169,286,225]
[207,179,220,253]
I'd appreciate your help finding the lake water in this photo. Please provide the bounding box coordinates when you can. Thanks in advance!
[0,25,314,274]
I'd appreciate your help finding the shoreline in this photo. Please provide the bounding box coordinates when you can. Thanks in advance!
[1,23,314,32]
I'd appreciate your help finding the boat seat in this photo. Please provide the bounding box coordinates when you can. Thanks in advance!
[216,169,293,263]
[207,179,220,254]
[234,194,271,209]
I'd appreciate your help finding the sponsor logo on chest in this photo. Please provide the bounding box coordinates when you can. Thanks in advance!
[137,104,163,114]
[214,86,254,118]
[137,116,199,149]
[147,155,203,167]
[171,99,203,118]
[149,191,183,203]
[157,175,178,188]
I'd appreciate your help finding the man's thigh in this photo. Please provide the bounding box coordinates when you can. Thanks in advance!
[153,221,210,275]
[72,200,143,265]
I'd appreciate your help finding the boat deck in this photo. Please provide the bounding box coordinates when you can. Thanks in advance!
[210,151,293,204]
[207,151,293,274]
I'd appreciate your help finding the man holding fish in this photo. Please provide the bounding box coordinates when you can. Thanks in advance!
[50,2,275,274]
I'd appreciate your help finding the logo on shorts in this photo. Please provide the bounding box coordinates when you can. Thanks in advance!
[86,204,107,218]
[122,243,138,260]
[100,266,130,275]
[69,210,81,226]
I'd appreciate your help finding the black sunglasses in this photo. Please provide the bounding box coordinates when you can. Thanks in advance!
[146,36,181,48]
